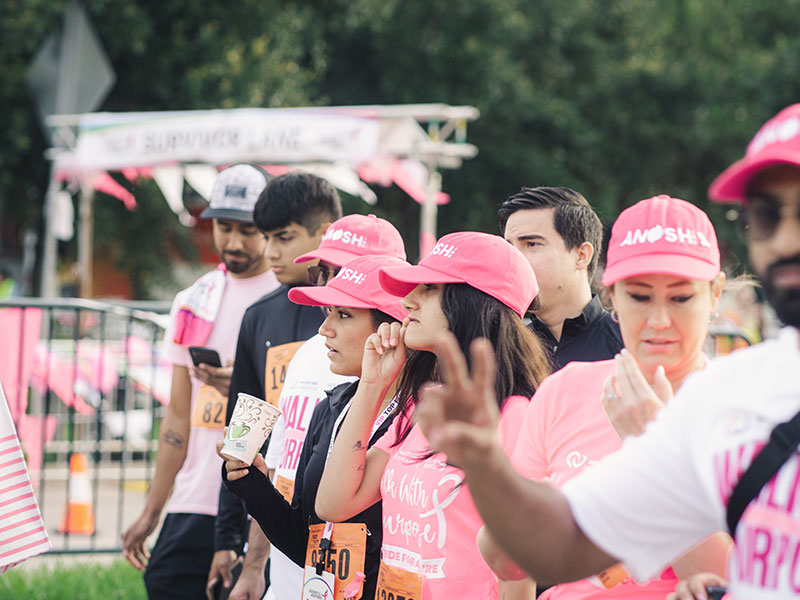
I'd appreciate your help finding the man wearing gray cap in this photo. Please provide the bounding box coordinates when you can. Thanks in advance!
[122,164,279,599]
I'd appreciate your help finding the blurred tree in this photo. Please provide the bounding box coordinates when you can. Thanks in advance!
[3,0,800,295]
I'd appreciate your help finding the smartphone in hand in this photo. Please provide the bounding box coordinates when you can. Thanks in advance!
[189,346,223,368]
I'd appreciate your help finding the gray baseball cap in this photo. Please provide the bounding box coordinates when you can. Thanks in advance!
[200,164,269,222]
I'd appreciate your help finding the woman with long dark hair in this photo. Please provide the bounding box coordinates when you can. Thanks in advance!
[316,231,551,600]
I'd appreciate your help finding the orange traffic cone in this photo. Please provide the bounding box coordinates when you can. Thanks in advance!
[59,453,95,535]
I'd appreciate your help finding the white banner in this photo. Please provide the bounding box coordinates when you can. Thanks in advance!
[75,108,380,170]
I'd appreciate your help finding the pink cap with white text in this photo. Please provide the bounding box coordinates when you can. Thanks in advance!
[294,214,406,266]
[378,231,538,318]
[288,255,409,321]
[710,103,800,203]
[601,195,720,285]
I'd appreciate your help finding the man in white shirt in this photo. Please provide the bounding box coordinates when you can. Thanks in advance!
[416,104,800,600]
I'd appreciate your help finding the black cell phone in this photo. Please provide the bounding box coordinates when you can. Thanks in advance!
[208,556,243,600]
[706,586,728,600]
[189,346,222,368]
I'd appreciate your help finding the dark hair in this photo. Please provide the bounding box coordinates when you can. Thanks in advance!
[497,186,603,280]
[370,309,398,329]
[392,283,551,447]
[253,172,342,234]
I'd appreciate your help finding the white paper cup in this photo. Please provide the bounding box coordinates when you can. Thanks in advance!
[220,393,281,465]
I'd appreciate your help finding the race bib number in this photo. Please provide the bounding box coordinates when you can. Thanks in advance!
[190,385,227,430]
[304,523,367,600]
[375,560,423,600]
[596,563,630,589]
[264,341,304,406]
[274,474,295,503]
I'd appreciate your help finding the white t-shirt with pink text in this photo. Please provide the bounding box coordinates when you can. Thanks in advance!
[161,269,279,516]
[563,327,800,599]
[374,396,528,600]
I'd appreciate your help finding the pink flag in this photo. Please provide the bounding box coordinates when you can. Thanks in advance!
[0,308,42,425]
[0,381,51,571]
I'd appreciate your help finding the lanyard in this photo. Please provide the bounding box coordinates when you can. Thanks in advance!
[316,396,398,575]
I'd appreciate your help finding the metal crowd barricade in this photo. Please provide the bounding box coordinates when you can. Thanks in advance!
[0,298,170,554]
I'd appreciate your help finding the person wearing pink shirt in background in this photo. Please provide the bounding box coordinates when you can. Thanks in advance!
[316,231,552,600]
[477,195,732,599]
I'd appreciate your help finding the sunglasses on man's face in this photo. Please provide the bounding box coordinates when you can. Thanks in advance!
[739,195,800,241]
[306,264,340,286]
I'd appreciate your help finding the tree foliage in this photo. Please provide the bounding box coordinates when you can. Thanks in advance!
[2,0,800,295]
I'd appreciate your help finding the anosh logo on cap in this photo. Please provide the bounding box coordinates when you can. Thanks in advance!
[430,242,457,258]
[323,228,367,249]
[749,115,800,154]
[334,267,367,285]
[619,225,712,249]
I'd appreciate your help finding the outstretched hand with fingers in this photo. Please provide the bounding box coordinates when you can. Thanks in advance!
[602,349,671,439]
[417,333,501,470]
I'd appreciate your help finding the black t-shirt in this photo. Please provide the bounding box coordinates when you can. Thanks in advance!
[215,285,324,553]
[223,381,394,600]
[529,295,623,371]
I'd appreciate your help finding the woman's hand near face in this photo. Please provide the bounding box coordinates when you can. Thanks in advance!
[602,349,672,439]
[360,320,407,391]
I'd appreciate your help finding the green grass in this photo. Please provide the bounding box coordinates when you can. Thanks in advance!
[0,558,147,599]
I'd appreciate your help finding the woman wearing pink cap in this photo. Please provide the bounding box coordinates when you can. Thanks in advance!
[219,254,409,600]
[316,231,551,600]
[479,195,731,599]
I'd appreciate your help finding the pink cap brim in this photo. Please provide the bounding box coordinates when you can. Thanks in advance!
[289,284,378,310]
[709,149,800,203]
[379,264,464,298]
[294,247,363,265]
[602,253,720,286]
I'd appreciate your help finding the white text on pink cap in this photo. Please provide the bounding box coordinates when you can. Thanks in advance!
[749,115,800,154]
[334,267,367,285]
[619,225,712,249]
[430,241,457,258]
[322,228,368,249]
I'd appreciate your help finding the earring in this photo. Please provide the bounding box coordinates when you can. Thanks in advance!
[611,310,619,323]
[710,311,720,323]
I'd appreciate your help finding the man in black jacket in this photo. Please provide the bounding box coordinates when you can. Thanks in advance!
[208,172,342,600]
[499,187,622,370]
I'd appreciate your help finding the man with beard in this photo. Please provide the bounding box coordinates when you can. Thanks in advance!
[499,187,622,370]
[415,104,800,599]
[122,164,279,599]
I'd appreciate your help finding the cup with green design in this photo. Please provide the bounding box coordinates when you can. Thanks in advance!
[220,392,281,464]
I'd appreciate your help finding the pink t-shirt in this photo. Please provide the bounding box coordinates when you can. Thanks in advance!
[374,395,528,600]
[511,360,676,599]
[162,268,279,516]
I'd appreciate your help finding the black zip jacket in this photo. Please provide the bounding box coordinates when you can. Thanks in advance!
[215,285,324,553]
[222,380,394,600]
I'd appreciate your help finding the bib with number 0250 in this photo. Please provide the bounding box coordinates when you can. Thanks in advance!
[264,341,305,407]
[190,385,228,430]
[304,523,367,600]
[375,560,423,600]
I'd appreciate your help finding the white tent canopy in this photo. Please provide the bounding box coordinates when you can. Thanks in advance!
[42,104,479,297]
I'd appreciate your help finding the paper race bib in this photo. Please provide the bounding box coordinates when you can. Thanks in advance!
[274,474,295,503]
[264,341,305,406]
[595,563,630,589]
[304,523,368,600]
[375,560,423,600]
[190,385,227,430]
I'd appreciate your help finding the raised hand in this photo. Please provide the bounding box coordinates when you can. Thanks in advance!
[416,333,501,470]
[602,349,672,439]
[360,320,408,390]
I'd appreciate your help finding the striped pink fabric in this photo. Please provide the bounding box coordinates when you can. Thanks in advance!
[0,383,51,570]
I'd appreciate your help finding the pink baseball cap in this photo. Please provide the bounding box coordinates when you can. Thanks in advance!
[601,195,720,286]
[378,231,538,318]
[294,214,406,266]
[288,255,409,321]
[709,103,800,203]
